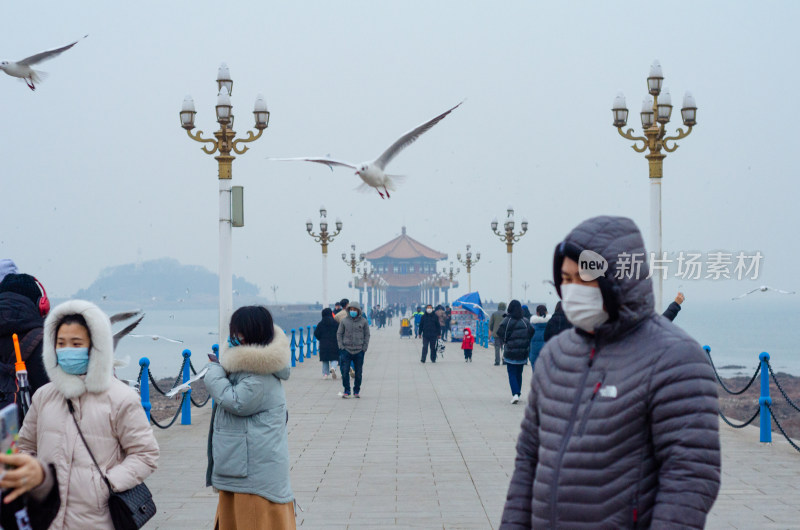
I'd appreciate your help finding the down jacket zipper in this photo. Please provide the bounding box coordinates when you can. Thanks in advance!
[577,371,606,437]
[550,345,597,527]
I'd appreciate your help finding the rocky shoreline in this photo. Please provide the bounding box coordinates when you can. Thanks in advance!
[145,374,800,441]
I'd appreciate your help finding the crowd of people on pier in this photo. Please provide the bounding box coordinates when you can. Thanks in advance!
[0,214,721,529]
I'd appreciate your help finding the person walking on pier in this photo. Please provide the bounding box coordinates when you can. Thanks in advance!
[489,302,507,365]
[337,302,370,398]
[334,298,349,324]
[528,304,549,368]
[543,301,571,342]
[412,306,424,338]
[315,308,339,380]
[496,300,533,404]
[419,304,441,363]
[461,326,475,362]
[206,305,295,529]
[501,216,720,529]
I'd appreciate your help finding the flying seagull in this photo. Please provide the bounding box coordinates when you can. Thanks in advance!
[269,101,462,199]
[0,35,88,91]
[129,334,184,344]
[732,285,796,300]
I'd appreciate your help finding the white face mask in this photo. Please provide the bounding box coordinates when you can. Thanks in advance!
[560,283,609,333]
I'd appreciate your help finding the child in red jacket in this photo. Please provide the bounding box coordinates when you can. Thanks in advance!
[461,327,475,362]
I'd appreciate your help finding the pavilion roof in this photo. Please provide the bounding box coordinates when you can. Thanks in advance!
[364,227,447,260]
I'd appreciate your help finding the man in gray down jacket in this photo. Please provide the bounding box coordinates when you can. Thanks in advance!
[337,301,370,398]
[501,216,720,529]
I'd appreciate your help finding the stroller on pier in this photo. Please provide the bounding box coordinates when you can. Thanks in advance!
[399,318,413,338]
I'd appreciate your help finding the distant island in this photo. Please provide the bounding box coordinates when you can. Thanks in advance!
[69,258,269,309]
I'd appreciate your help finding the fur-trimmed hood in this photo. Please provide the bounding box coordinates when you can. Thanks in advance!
[530,315,550,324]
[220,325,290,375]
[43,300,114,399]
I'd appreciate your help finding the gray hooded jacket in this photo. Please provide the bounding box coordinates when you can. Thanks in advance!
[501,216,720,529]
[337,302,370,354]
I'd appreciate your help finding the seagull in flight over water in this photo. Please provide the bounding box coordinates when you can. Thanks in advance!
[732,285,796,300]
[269,101,462,199]
[0,35,88,91]
[129,334,184,344]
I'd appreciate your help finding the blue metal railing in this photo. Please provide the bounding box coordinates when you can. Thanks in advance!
[705,345,799,451]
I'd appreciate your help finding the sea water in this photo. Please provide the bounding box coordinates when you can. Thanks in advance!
[112,298,800,381]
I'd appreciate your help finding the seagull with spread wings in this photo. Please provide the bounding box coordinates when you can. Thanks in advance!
[129,334,184,344]
[269,101,462,198]
[0,35,88,91]
[732,285,796,300]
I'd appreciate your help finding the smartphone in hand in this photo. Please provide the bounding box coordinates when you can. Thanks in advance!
[208,353,219,363]
[0,403,20,457]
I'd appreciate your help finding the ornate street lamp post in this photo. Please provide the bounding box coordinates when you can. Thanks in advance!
[306,206,342,308]
[491,205,528,302]
[180,63,269,344]
[356,263,373,306]
[439,262,459,304]
[612,59,697,312]
[456,244,480,292]
[342,244,365,300]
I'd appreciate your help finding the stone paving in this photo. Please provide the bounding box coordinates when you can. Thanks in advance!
[147,326,800,529]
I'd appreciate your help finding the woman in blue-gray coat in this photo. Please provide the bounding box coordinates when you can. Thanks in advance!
[528,304,549,367]
[205,305,295,529]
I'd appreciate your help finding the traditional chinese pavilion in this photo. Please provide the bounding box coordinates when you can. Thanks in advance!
[362,227,453,307]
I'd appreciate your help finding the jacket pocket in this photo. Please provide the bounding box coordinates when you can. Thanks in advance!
[212,431,248,478]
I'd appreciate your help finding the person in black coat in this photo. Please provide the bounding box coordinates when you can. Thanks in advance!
[662,291,685,322]
[419,304,441,363]
[314,308,340,379]
[543,301,572,342]
[496,300,534,403]
[0,273,50,410]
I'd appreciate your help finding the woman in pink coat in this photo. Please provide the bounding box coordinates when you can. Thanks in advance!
[17,300,159,529]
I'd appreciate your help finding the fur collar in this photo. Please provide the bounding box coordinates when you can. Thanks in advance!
[530,315,550,324]
[43,300,114,399]
[220,325,290,375]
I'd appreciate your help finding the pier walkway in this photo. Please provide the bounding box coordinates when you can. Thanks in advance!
[147,327,800,529]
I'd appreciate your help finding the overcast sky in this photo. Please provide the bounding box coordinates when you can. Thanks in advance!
[2,1,797,309]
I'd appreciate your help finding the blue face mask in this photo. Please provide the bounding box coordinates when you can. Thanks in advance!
[56,347,90,375]
[349,310,358,318]
[227,336,241,347]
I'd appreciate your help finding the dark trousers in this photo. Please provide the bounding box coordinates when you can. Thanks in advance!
[339,350,364,395]
[421,335,437,362]
[493,338,504,365]
[506,363,524,396]
[463,348,473,360]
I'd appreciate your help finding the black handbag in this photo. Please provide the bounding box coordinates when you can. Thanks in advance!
[67,400,156,529]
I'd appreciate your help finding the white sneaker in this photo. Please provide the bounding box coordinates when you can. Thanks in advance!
[511,395,520,404]
[330,368,337,379]
[322,374,329,380]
